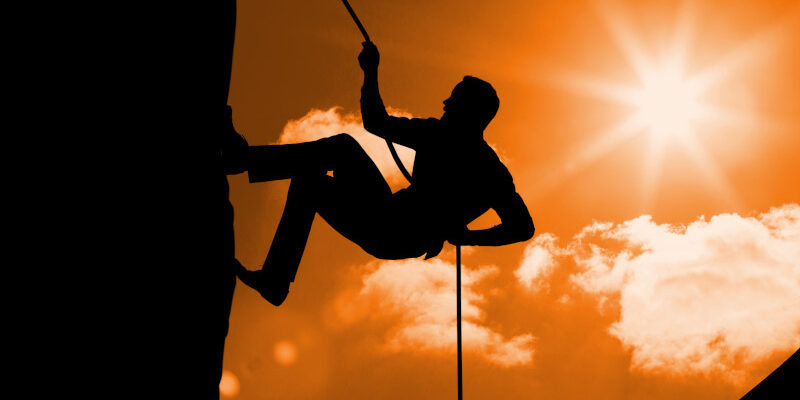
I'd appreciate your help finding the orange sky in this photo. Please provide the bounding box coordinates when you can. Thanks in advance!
[222,0,800,398]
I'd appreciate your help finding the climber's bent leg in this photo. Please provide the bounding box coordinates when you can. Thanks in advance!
[239,135,394,305]
[247,133,388,187]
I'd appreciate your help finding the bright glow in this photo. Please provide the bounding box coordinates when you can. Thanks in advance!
[274,340,298,366]
[632,64,701,140]
[219,370,240,397]
[542,1,789,207]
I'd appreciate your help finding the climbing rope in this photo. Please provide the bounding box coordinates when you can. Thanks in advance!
[340,1,463,398]
[456,243,463,400]
[340,0,414,184]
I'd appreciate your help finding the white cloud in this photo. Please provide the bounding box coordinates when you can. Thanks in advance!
[517,204,800,380]
[344,258,535,367]
[278,107,416,191]
[514,233,563,292]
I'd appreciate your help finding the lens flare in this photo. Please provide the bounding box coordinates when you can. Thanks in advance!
[274,340,298,366]
[219,370,240,398]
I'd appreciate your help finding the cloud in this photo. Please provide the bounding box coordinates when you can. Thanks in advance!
[277,107,416,191]
[516,204,800,380]
[339,258,535,367]
[514,233,563,292]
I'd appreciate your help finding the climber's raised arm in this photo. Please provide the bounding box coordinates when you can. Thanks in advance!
[359,41,427,150]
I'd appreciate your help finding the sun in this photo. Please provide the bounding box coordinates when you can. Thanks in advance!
[632,63,702,141]
[542,1,789,207]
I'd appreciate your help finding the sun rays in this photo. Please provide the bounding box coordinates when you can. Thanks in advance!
[541,1,798,208]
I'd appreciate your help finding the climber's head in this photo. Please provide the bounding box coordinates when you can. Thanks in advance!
[442,76,500,132]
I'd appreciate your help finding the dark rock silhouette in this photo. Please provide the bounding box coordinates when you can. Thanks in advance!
[163,2,247,397]
[741,348,799,399]
[113,2,246,398]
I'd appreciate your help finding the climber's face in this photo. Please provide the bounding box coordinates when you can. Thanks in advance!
[442,77,499,132]
[441,82,469,124]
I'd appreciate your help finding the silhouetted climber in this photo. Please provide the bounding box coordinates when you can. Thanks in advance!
[237,42,534,306]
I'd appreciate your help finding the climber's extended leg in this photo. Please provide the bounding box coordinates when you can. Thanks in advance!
[239,134,393,305]
[237,172,318,305]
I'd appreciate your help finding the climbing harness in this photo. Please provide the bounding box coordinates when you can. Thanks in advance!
[340,1,464,398]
